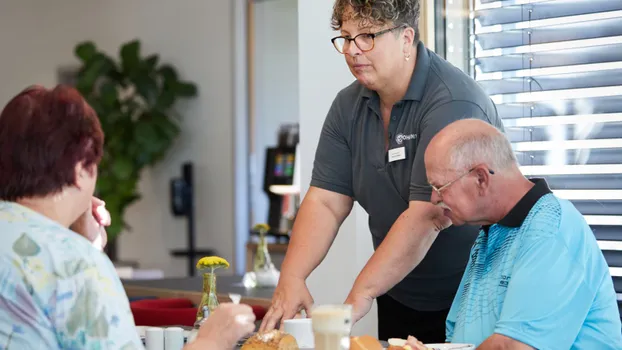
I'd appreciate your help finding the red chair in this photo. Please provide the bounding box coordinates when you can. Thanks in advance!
[130,298,267,327]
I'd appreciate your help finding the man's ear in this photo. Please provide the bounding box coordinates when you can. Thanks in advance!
[474,166,492,192]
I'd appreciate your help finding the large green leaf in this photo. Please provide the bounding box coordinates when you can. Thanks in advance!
[152,111,181,139]
[174,81,198,97]
[133,74,158,105]
[99,82,118,108]
[143,54,160,72]
[76,54,114,94]
[75,41,96,63]
[120,40,141,75]
[156,89,176,110]
[158,65,178,87]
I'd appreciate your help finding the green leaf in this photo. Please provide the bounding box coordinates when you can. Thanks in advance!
[111,157,133,180]
[156,89,176,110]
[143,54,159,72]
[152,111,181,139]
[174,82,198,97]
[158,65,178,87]
[75,41,97,62]
[76,54,114,94]
[135,121,159,149]
[120,40,141,75]
[99,82,118,108]
[133,74,158,105]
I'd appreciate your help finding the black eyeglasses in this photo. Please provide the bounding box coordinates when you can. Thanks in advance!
[331,25,406,54]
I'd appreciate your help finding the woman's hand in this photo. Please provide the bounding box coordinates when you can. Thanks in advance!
[190,303,256,349]
[70,197,109,250]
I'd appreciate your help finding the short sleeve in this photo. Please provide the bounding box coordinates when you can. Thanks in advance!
[409,101,493,202]
[494,236,595,349]
[310,94,353,197]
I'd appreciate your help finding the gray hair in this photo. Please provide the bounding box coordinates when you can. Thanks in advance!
[447,127,518,173]
[331,0,421,43]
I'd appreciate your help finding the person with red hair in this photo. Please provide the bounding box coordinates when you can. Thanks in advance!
[0,85,256,349]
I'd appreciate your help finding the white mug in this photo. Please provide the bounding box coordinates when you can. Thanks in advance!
[283,318,314,348]
[164,327,185,350]
[145,327,164,350]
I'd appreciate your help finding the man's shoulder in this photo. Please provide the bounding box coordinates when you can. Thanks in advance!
[519,194,564,239]
[523,194,595,245]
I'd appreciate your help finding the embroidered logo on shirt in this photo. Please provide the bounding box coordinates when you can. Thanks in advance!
[395,133,417,145]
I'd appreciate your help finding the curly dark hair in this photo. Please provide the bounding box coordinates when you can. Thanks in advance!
[331,0,421,43]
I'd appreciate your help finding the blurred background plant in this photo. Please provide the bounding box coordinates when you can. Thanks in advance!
[73,39,198,247]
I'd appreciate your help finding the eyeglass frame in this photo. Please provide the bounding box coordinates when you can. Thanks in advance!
[430,166,495,198]
[330,25,407,54]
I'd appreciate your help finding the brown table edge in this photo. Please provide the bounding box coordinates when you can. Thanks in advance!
[123,284,272,309]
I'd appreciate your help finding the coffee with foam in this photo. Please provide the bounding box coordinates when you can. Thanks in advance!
[311,305,352,350]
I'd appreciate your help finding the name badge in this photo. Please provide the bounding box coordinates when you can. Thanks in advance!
[388,147,406,162]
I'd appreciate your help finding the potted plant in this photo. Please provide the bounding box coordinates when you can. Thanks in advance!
[73,39,198,258]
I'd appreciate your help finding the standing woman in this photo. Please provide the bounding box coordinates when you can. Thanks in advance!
[260,0,505,343]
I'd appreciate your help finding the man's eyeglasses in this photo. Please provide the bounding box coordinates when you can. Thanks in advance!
[331,25,405,54]
[430,167,495,198]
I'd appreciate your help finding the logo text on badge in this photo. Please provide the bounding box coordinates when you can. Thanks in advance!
[395,133,417,145]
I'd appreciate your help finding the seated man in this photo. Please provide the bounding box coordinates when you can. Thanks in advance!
[424,119,622,349]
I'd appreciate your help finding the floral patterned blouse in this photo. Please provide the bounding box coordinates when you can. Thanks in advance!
[0,201,144,349]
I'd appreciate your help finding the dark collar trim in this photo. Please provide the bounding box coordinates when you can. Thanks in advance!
[497,178,552,227]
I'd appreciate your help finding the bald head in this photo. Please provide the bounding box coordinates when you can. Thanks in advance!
[425,119,516,174]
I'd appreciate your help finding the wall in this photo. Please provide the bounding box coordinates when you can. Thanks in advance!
[297,0,378,337]
[0,0,240,277]
[250,0,300,226]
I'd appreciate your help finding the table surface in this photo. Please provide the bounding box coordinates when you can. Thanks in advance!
[122,275,275,301]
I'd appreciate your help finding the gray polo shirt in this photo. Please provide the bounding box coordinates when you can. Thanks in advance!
[310,41,505,311]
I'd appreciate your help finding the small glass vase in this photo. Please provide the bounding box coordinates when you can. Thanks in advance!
[253,234,273,271]
[196,272,219,321]
[252,234,280,287]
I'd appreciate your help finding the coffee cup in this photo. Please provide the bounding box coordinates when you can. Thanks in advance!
[283,318,314,348]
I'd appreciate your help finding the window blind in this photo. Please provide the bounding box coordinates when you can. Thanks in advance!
[469,0,622,310]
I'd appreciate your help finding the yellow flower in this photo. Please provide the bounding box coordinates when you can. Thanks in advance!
[253,223,270,233]
[196,256,230,271]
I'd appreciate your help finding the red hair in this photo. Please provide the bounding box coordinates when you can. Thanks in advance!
[0,85,104,201]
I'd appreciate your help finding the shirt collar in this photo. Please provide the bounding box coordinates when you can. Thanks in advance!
[362,41,430,101]
[497,178,552,227]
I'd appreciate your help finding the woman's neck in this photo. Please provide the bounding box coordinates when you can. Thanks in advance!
[377,53,417,108]
[16,196,74,227]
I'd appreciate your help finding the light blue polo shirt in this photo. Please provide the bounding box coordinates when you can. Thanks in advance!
[446,179,622,349]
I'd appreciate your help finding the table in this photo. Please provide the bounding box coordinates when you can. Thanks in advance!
[123,275,275,309]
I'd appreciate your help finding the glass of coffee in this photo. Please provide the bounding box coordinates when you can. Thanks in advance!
[311,304,353,350]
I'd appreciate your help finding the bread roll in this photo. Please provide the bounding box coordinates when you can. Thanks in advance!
[241,330,299,350]
[350,335,383,350]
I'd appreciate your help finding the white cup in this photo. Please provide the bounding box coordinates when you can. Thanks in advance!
[164,327,185,350]
[145,327,164,350]
[283,318,314,348]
